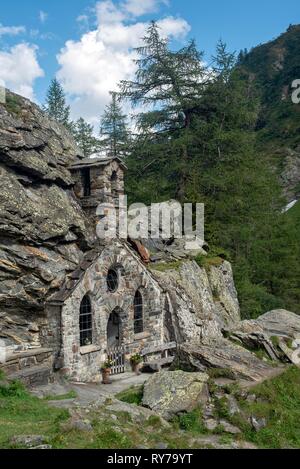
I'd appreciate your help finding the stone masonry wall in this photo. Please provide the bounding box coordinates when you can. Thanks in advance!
[72,160,125,223]
[58,241,164,382]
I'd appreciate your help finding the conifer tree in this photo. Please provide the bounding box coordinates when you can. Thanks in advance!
[100,92,129,157]
[73,118,100,157]
[191,41,290,317]
[44,78,71,129]
[119,21,208,202]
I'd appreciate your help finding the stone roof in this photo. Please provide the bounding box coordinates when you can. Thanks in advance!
[46,239,158,306]
[47,247,103,304]
[70,155,127,171]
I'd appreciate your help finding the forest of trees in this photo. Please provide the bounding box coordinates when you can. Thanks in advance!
[43,22,300,319]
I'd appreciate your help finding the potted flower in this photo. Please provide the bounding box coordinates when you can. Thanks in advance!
[130,353,143,375]
[101,359,113,384]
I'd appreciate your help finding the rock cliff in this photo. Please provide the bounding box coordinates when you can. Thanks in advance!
[0,90,93,346]
[151,260,240,343]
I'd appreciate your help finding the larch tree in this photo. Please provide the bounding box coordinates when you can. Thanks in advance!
[119,21,208,203]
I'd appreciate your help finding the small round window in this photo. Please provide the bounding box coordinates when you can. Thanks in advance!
[107,268,119,292]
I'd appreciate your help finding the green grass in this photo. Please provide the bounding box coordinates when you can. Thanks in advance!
[172,408,207,434]
[43,390,77,401]
[207,368,237,380]
[194,246,230,270]
[270,336,280,347]
[4,94,22,116]
[1,367,300,448]
[0,379,69,449]
[179,367,300,449]
[115,386,144,405]
[149,261,183,272]
[224,366,300,448]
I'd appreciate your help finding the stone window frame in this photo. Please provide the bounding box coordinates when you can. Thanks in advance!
[79,293,93,347]
[107,268,119,292]
[106,263,125,293]
[133,289,144,335]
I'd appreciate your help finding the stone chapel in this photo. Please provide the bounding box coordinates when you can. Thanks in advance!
[43,156,170,382]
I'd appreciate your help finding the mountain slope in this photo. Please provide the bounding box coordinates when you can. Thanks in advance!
[238,24,300,201]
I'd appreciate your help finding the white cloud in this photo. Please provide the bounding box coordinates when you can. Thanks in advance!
[39,11,48,24]
[0,43,44,100]
[123,0,169,17]
[57,0,190,124]
[77,14,90,31]
[96,0,126,24]
[0,24,26,37]
[157,16,191,40]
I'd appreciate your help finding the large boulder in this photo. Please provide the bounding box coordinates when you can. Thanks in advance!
[206,261,241,327]
[224,320,280,361]
[225,310,300,364]
[174,339,279,382]
[256,309,300,339]
[142,370,209,420]
[152,260,240,343]
[0,90,93,348]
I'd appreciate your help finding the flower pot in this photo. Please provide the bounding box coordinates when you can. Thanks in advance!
[101,368,112,384]
[131,362,142,375]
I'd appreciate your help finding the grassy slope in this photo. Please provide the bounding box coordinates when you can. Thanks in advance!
[234,366,300,448]
[0,380,194,449]
[120,368,300,449]
[2,367,300,449]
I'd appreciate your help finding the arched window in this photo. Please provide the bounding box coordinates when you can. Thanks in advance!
[134,290,143,334]
[79,295,92,346]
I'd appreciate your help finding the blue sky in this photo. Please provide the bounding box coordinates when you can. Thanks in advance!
[0,0,299,125]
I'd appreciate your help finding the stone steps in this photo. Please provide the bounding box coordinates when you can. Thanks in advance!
[1,347,54,387]
[8,364,53,387]
[1,347,53,373]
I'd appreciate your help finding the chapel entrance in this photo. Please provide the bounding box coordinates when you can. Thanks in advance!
[107,309,121,348]
[106,308,125,375]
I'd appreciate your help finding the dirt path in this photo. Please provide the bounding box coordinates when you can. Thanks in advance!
[31,372,151,408]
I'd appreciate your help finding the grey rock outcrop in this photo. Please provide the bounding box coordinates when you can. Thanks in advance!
[142,370,209,420]
[10,435,47,448]
[225,309,300,364]
[174,339,277,382]
[0,90,92,347]
[152,260,240,343]
[224,320,280,360]
[256,309,300,339]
